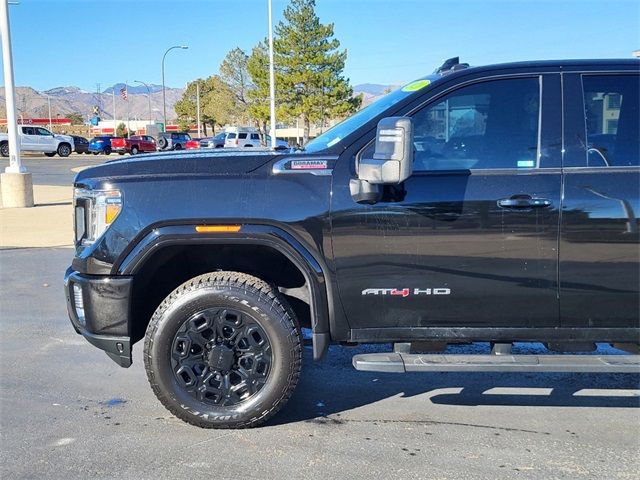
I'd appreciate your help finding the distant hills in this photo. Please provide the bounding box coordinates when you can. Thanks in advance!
[0,82,396,122]
[0,84,184,122]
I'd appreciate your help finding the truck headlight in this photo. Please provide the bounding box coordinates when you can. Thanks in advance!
[74,188,122,245]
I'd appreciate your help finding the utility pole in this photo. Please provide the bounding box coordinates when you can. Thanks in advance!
[196,81,201,138]
[112,89,116,135]
[47,95,52,132]
[267,0,276,149]
[125,81,130,136]
[1,0,34,208]
[134,80,152,130]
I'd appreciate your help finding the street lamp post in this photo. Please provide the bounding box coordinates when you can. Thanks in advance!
[161,45,188,131]
[134,80,152,128]
[267,0,276,149]
[1,0,34,208]
[47,94,52,132]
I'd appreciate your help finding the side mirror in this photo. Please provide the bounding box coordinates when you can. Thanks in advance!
[359,117,414,184]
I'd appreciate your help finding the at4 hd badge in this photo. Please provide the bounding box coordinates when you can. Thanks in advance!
[362,288,451,297]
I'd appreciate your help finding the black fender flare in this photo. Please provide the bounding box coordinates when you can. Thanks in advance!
[114,224,333,359]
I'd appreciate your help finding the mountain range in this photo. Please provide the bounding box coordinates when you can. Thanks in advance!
[0,83,395,123]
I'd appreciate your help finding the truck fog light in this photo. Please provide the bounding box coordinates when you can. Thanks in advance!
[73,284,85,326]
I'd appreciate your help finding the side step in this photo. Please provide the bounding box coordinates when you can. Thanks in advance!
[352,353,640,373]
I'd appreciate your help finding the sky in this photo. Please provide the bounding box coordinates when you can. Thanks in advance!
[1,0,639,92]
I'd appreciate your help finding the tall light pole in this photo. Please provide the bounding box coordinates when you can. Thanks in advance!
[161,45,188,131]
[196,81,201,138]
[47,95,52,132]
[267,0,277,149]
[1,0,34,208]
[134,80,152,128]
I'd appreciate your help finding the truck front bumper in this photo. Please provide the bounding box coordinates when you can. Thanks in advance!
[64,267,133,368]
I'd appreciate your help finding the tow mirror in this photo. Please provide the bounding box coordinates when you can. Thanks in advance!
[359,117,414,184]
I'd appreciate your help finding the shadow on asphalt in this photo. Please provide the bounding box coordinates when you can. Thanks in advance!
[268,345,640,427]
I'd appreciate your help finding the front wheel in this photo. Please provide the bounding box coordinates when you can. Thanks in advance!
[144,271,302,429]
[0,143,9,157]
[104,147,112,155]
[131,146,139,155]
[57,143,71,157]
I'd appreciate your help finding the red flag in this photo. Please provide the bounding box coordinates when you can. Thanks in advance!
[120,86,128,100]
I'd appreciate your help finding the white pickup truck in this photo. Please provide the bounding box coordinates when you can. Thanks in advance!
[0,125,75,157]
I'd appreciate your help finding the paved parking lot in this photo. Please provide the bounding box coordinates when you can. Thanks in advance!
[0,156,639,479]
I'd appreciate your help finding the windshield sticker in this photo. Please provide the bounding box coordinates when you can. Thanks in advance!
[517,160,535,168]
[401,79,431,92]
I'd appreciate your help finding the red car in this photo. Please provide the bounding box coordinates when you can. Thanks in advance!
[185,138,201,150]
[112,135,157,155]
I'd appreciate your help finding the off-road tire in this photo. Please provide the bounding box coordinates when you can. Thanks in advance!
[158,137,168,150]
[144,271,302,429]
[0,142,8,157]
[57,143,71,157]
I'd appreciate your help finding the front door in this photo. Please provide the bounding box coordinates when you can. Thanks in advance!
[331,75,562,332]
[20,126,39,150]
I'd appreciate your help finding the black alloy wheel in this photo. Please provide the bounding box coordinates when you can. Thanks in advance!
[144,271,302,429]
[171,307,272,406]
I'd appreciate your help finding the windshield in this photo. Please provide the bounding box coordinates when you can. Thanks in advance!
[303,76,436,153]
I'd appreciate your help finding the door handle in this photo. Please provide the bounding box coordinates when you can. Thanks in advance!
[497,195,552,209]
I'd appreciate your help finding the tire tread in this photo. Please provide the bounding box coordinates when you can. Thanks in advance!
[143,271,302,429]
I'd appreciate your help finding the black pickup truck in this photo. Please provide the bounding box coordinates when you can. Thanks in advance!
[65,59,640,428]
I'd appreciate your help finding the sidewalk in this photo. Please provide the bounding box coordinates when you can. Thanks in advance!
[0,185,74,249]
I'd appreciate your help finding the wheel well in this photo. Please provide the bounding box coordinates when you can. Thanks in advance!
[130,244,311,344]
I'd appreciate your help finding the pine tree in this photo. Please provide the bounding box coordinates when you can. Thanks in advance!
[274,0,360,144]
[247,40,271,139]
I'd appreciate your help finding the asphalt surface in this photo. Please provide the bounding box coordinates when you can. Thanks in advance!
[1,247,639,479]
[0,153,112,186]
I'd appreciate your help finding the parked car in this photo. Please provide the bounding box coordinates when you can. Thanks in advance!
[65,58,640,430]
[185,138,201,150]
[199,132,226,149]
[71,135,90,154]
[111,135,157,155]
[157,132,191,151]
[0,126,74,157]
[88,136,115,155]
[223,127,262,148]
[110,137,128,155]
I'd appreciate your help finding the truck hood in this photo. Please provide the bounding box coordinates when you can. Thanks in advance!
[74,149,283,187]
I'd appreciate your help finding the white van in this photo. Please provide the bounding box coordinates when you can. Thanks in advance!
[223,127,262,148]
[223,127,289,149]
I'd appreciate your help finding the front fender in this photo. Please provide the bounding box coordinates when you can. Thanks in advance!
[115,223,333,359]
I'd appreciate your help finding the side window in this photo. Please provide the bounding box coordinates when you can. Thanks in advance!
[227,133,236,139]
[583,75,639,167]
[411,77,541,171]
[23,127,35,135]
[36,128,51,136]
[238,133,248,139]
[251,133,260,140]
